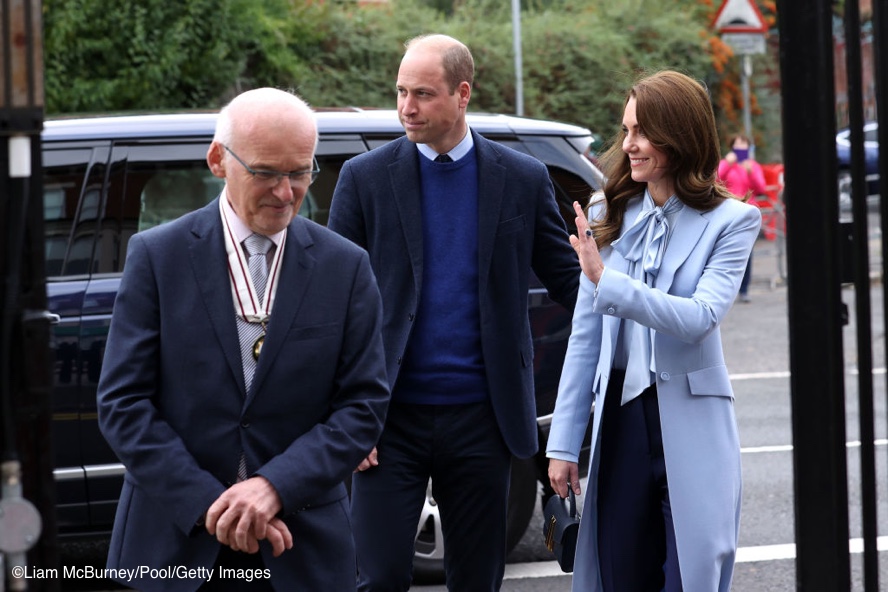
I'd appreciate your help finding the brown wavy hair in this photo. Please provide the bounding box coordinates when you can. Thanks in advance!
[592,70,732,247]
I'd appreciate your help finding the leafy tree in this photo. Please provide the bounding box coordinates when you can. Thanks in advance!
[518,1,714,142]
[44,0,266,113]
[283,2,445,109]
[44,0,779,161]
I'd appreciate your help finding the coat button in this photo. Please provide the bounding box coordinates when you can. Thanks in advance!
[606,306,616,315]
[241,420,250,428]
[659,372,670,381]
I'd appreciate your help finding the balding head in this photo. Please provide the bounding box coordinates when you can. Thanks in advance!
[214,87,317,150]
[403,34,474,93]
[207,88,318,235]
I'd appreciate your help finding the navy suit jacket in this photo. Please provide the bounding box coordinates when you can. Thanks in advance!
[328,131,579,458]
[97,198,389,591]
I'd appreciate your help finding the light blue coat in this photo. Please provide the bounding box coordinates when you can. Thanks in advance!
[546,194,761,592]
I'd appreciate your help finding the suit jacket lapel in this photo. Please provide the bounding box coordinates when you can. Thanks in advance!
[388,139,425,295]
[247,216,316,406]
[656,205,708,292]
[188,199,247,397]
[475,133,506,295]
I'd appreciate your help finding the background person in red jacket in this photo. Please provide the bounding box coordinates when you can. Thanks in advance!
[718,134,766,302]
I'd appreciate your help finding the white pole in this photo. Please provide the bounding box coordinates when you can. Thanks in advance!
[511,0,524,116]
[741,54,754,159]
[8,136,32,179]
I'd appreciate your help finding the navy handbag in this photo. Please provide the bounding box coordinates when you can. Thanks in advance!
[543,487,581,573]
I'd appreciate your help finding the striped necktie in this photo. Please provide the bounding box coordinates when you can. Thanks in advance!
[239,233,272,391]
[236,233,272,481]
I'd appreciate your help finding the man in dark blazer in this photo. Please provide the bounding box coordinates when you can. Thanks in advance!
[97,88,390,592]
[328,34,580,591]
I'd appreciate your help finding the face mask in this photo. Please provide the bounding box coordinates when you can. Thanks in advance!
[733,148,749,162]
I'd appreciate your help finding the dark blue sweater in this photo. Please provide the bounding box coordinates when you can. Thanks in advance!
[394,149,488,405]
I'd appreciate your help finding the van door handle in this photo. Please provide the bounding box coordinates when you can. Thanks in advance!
[23,309,61,325]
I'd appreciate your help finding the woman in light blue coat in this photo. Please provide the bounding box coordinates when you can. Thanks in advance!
[547,70,761,592]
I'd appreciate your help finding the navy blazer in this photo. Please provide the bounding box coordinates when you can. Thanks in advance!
[328,131,579,458]
[97,198,389,591]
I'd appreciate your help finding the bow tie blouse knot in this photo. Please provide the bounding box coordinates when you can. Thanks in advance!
[612,195,682,278]
[609,193,682,405]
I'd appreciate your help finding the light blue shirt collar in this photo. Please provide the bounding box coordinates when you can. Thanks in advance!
[417,128,474,162]
[222,187,285,249]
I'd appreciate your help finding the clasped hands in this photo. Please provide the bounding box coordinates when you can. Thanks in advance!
[205,475,293,557]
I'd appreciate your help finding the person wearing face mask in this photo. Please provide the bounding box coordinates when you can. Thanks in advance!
[717,134,767,303]
[547,71,760,592]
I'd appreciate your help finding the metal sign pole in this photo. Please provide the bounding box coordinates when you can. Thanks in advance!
[511,0,524,117]
[741,54,754,159]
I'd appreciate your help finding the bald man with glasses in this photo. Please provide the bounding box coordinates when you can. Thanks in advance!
[97,87,389,592]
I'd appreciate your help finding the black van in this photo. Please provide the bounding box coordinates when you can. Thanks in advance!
[43,108,600,576]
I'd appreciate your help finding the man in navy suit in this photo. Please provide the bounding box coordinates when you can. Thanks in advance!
[328,34,580,591]
[97,88,390,591]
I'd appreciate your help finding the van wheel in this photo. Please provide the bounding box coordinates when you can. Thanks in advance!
[412,456,539,583]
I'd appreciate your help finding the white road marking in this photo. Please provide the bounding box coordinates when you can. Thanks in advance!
[729,367,887,381]
[731,370,791,380]
[504,537,888,579]
[741,439,887,454]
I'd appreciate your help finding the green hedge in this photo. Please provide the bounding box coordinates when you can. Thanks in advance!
[44,0,735,151]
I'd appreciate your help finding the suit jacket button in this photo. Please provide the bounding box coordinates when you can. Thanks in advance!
[606,306,616,315]
[241,420,250,428]
[659,372,670,381]
[408,313,415,321]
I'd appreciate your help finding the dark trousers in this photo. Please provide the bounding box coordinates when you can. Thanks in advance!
[739,253,752,295]
[597,370,682,592]
[350,401,512,592]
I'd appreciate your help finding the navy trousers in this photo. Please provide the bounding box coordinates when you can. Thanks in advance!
[739,253,752,296]
[350,401,512,591]
[597,370,682,592]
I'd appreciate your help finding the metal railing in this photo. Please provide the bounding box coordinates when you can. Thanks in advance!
[779,1,887,590]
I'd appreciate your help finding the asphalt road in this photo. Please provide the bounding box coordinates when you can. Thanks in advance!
[51,235,888,591]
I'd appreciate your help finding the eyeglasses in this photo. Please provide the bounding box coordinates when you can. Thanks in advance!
[224,145,319,188]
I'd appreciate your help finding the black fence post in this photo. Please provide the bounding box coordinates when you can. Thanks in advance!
[776,1,851,590]
[842,0,880,589]
[0,0,57,589]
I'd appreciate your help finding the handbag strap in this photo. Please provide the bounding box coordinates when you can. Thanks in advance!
[567,485,578,518]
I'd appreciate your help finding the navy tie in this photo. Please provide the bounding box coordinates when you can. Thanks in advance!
[434,153,452,163]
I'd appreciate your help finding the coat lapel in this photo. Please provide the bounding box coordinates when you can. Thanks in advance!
[188,199,247,397]
[655,205,708,293]
[247,216,316,406]
[474,133,506,295]
[388,139,425,296]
